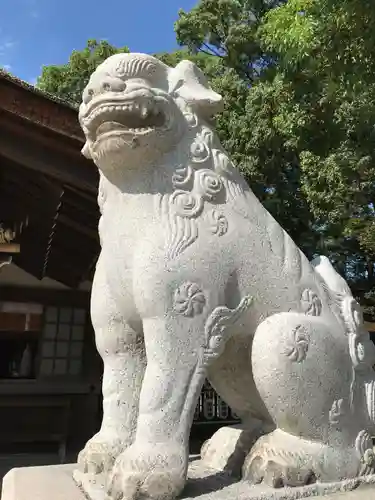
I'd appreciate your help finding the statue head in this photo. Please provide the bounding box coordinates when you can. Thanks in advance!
[79,53,223,176]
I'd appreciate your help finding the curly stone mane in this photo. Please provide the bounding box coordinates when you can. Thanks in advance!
[158,108,248,260]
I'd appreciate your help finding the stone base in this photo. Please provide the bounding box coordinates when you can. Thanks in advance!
[2,460,375,500]
[1,464,83,500]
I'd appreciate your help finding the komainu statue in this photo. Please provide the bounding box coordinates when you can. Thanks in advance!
[75,53,375,499]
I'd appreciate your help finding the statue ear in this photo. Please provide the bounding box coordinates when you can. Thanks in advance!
[168,60,223,119]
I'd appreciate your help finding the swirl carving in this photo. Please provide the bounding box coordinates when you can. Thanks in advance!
[173,282,206,317]
[195,169,224,201]
[170,190,204,218]
[172,165,193,189]
[301,289,322,317]
[362,449,375,475]
[208,210,228,236]
[355,430,375,476]
[161,124,232,259]
[190,139,210,163]
[285,324,310,363]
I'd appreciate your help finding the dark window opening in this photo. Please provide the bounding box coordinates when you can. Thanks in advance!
[0,332,39,379]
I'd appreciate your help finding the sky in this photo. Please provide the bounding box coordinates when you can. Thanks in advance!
[0,0,198,83]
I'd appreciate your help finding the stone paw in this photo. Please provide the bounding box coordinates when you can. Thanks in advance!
[244,455,316,488]
[106,442,187,500]
[262,461,316,488]
[78,432,128,475]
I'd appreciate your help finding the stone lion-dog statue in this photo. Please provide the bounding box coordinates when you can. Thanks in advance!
[76,53,375,499]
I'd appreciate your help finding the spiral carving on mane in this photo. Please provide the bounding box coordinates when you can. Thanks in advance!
[160,111,248,260]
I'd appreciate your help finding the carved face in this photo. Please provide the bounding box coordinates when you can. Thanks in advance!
[79,53,223,176]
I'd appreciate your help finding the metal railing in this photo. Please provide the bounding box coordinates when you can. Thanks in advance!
[192,380,240,425]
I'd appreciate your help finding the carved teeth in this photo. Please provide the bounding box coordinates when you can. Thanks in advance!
[86,102,156,122]
[83,98,166,136]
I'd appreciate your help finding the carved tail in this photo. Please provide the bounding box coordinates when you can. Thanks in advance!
[311,255,352,297]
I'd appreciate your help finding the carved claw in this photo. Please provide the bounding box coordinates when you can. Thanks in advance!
[106,443,187,500]
[245,455,316,488]
[263,461,316,488]
[77,433,127,475]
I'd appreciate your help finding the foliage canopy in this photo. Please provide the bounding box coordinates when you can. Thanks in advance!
[37,1,375,314]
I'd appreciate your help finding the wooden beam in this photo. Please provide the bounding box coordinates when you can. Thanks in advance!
[0,243,20,253]
[58,202,99,233]
[59,188,99,220]
[58,214,98,241]
[0,285,91,307]
[0,180,63,223]
[49,224,98,257]
[0,76,83,140]
[47,231,97,266]
[12,237,49,280]
[65,184,98,206]
[0,126,98,193]
[0,158,63,200]
[45,265,84,289]
[44,243,95,287]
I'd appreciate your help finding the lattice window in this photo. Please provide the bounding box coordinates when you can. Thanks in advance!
[39,306,86,377]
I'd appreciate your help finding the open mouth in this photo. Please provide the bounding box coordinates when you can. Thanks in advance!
[84,99,166,139]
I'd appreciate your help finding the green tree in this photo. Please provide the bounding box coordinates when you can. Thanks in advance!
[175,0,286,82]
[175,0,320,257]
[37,39,129,104]
[260,0,375,251]
[36,2,375,308]
[258,0,375,306]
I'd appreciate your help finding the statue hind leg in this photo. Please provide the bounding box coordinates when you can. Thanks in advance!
[245,311,372,486]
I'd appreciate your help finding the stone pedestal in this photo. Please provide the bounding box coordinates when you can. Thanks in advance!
[1,465,84,500]
[3,462,375,500]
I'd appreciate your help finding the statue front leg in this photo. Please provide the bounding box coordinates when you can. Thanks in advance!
[78,332,146,475]
[106,275,253,500]
[77,263,146,476]
[106,311,208,500]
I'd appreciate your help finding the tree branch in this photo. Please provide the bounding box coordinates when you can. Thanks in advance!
[199,48,220,57]
[202,42,224,57]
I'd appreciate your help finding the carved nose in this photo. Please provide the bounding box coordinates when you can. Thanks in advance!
[100,78,127,93]
[85,78,127,103]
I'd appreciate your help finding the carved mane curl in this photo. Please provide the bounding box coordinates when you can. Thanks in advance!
[159,107,249,260]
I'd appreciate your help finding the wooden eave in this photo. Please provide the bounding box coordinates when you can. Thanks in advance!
[0,73,100,288]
